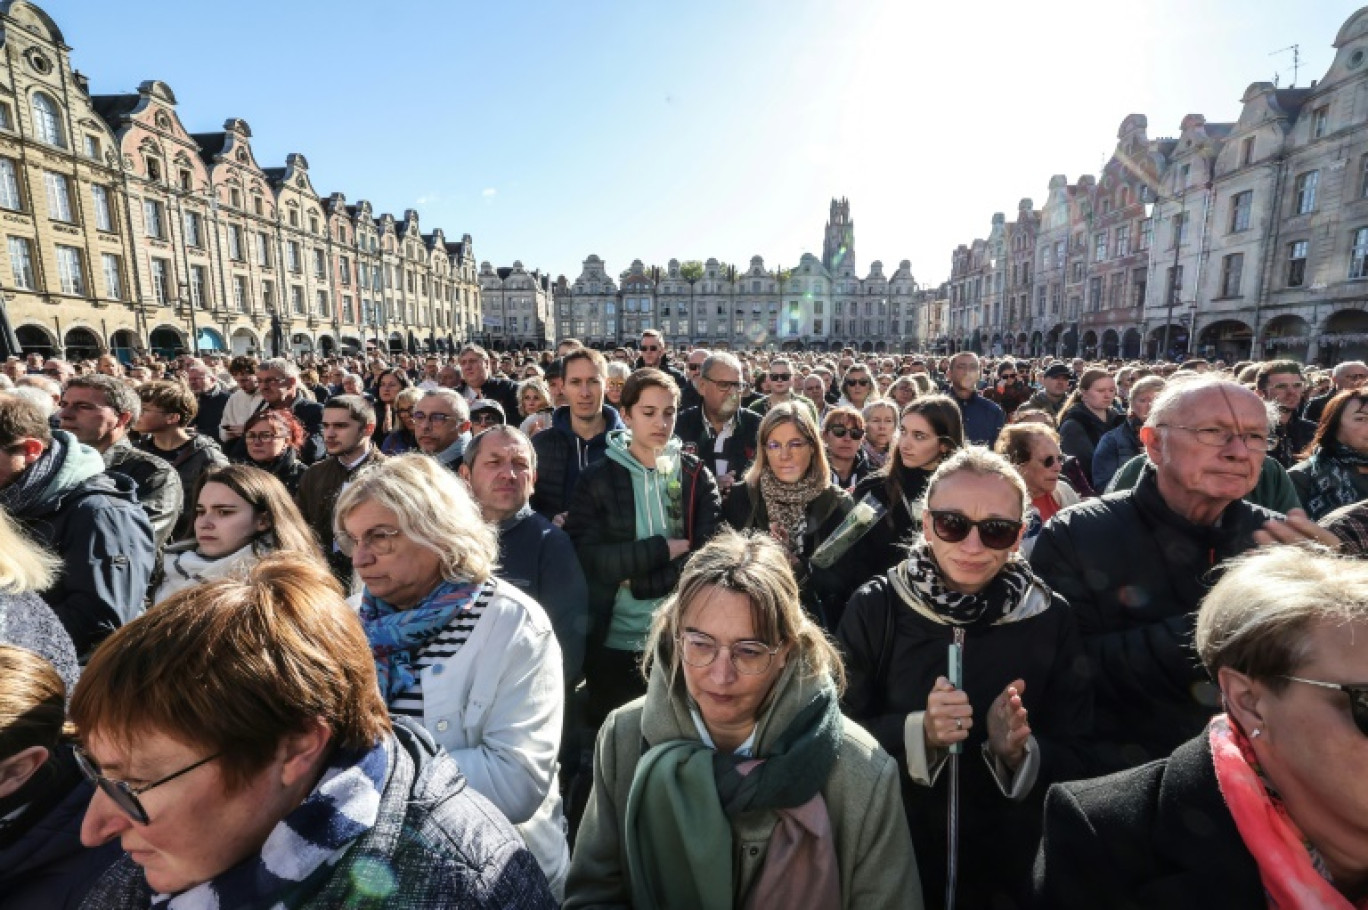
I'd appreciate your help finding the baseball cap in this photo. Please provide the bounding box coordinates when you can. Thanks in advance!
[1043,364,1072,379]
[470,399,506,424]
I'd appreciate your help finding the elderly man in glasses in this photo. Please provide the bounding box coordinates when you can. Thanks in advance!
[413,389,472,472]
[675,352,759,497]
[1030,374,1337,775]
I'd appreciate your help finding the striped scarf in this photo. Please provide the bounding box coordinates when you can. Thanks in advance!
[360,579,484,701]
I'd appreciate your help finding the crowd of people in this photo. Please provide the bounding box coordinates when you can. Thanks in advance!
[2,330,1367,908]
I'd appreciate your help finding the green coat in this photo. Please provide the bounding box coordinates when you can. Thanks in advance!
[565,657,923,909]
[1106,453,1300,515]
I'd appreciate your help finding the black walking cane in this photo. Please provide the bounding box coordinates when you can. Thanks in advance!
[945,626,965,910]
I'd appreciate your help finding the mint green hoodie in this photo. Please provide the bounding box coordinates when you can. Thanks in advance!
[604,429,682,651]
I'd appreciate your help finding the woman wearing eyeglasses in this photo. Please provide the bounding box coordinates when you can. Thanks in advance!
[380,386,423,455]
[604,361,630,409]
[837,447,1091,909]
[722,403,854,630]
[71,553,557,909]
[1035,545,1368,909]
[823,406,874,492]
[154,465,321,603]
[1289,389,1368,520]
[240,409,307,495]
[566,531,923,909]
[0,645,123,909]
[996,424,1079,559]
[861,399,898,470]
[334,454,571,897]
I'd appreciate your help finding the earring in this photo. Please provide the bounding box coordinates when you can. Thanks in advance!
[1250,728,1262,739]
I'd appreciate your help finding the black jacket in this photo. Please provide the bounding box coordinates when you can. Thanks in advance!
[833,469,932,588]
[632,355,687,391]
[673,405,759,485]
[721,481,853,629]
[137,432,229,542]
[1269,414,1317,469]
[1029,466,1280,773]
[530,405,625,519]
[461,376,521,420]
[248,449,308,496]
[1032,733,1264,910]
[564,452,722,649]
[1057,403,1123,482]
[103,437,183,550]
[192,387,232,443]
[838,575,1092,909]
[224,397,326,465]
[497,506,589,688]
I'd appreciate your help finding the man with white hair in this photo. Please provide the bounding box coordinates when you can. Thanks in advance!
[185,358,231,443]
[1304,359,1368,424]
[1031,375,1329,773]
[413,388,472,471]
[229,357,325,463]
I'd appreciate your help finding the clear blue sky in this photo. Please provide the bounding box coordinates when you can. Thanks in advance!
[37,0,1365,287]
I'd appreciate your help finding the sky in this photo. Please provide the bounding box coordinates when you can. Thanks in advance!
[35,0,1366,288]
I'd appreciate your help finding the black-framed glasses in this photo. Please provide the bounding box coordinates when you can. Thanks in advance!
[411,411,455,426]
[826,425,865,440]
[927,509,1022,550]
[1282,676,1368,735]
[1037,454,1060,468]
[678,632,783,675]
[706,377,745,393]
[1158,425,1271,452]
[769,373,792,382]
[74,745,220,825]
[846,378,871,386]
[244,431,284,443]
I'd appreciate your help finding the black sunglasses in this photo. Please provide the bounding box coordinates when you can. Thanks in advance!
[74,745,221,825]
[769,373,792,382]
[845,378,871,386]
[927,510,1022,550]
[826,425,865,440]
[1282,676,1368,735]
[1037,454,1060,468]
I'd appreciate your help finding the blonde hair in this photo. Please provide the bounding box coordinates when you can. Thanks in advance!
[925,446,1030,520]
[0,509,60,593]
[333,453,497,584]
[746,402,831,486]
[643,529,845,694]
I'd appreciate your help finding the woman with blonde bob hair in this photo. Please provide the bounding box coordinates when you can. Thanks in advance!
[566,529,922,909]
[723,402,853,629]
[71,553,554,909]
[333,453,571,896]
[1036,545,1368,908]
[0,507,77,694]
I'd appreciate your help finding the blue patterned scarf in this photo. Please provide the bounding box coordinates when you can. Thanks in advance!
[152,740,388,910]
[360,579,483,701]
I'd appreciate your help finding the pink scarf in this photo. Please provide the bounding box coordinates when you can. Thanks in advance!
[1209,714,1368,909]
[737,760,841,910]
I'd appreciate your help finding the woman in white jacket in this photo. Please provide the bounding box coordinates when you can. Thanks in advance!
[334,453,569,897]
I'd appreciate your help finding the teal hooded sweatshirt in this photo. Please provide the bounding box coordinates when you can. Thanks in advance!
[604,429,683,651]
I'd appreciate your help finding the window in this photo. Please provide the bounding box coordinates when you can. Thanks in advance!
[1132,268,1147,307]
[183,211,202,247]
[0,102,10,130]
[291,285,304,315]
[286,241,301,273]
[338,255,351,286]
[55,245,83,295]
[7,237,34,289]
[1230,191,1252,232]
[1352,228,1368,280]
[30,93,64,147]
[227,224,242,260]
[1072,261,1085,282]
[146,158,161,182]
[150,259,170,304]
[43,172,72,222]
[144,200,165,239]
[262,281,274,312]
[1140,217,1153,251]
[91,185,114,232]
[190,265,208,309]
[1094,232,1107,261]
[313,249,325,278]
[1088,276,1102,312]
[343,295,354,323]
[1288,240,1308,287]
[101,253,122,300]
[288,207,298,228]
[1241,136,1255,166]
[0,159,20,211]
[1295,171,1319,215]
[1362,155,1368,200]
[1115,224,1131,257]
[178,170,191,192]
[1108,273,1124,309]
[1166,265,1184,302]
[252,195,263,216]
[229,187,241,209]
[84,135,100,160]
[1312,105,1329,139]
[1220,253,1244,297]
[256,232,270,267]
[233,275,248,312]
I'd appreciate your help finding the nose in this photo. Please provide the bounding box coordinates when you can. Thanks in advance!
[707,649,739,685]
[960,526,989,553]
[80,786,130,848]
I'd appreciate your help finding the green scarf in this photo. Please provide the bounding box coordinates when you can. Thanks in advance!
[623,681,842,909]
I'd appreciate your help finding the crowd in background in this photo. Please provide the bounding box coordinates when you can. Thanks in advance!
[2,329,1368,908]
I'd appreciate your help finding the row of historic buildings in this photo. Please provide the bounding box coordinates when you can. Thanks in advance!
[948,6,1368,365]
[0,0,555,361]
[554,199,949,352]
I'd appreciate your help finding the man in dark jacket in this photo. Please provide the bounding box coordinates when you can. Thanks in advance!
[530,348,624,522]
[226,358,325,464]
[298,394,386,586]
[456,344,520,418]
[983,359,1032,417]
[186,360,231,443]
[461,426,587,689]
[633,329,687,388]
[59,374,181,549]
[0,396,153,657]
[1026,363,1072,418]
[134,380,228,542]
[674,352,758,498]
[947,351,1005,446]
[1304,359,1368,424]
[1256,360,1317,468]
[1029,376,1313,773]
[678,347,708,412]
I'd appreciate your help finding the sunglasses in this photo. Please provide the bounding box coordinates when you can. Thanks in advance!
[641,345,661,352]
[74,745,220,825]
[846,378,871,386]
[1282,676,1368,735]
[769,373,792,382]
[927,509,1022,550]
[1036,454,1060,468]
[826,425,865,440]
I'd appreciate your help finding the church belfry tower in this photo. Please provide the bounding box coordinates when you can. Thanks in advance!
[822,198,856,275]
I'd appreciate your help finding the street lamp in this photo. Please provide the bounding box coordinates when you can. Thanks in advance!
[1144,188,1187,361]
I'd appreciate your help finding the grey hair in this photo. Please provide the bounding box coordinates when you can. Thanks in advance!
[66,374,140,420]
[463,425,536,472]
[1145,373,1278,436]
[606,361,631,381]
[1333,360,1368,382]
[419,388,470,422]
[862,398,898,422]
[333,453,497,585]
[701,352,742,380]
[924,445,1030,521]
[1129,375,1167,403]
[1196,545,1368,688]
[0,507,60,593]
[9,386,54,419]
[257,358,299,379]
